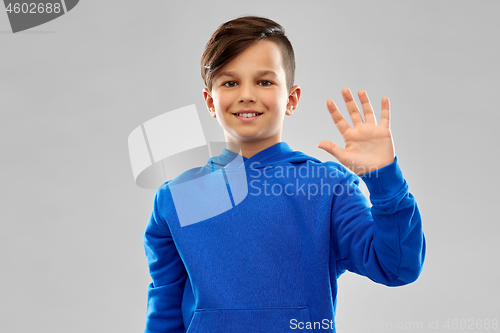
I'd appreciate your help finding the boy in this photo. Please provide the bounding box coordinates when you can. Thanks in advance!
[143,15,425,333]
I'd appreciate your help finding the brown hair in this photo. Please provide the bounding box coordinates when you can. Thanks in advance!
[201,15,296,93]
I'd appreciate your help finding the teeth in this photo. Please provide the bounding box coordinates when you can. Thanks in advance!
[235,113,260,117]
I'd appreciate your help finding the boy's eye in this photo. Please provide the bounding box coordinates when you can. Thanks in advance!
[222,80,272,87]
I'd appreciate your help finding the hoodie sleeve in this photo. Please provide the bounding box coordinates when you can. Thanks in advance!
[331,157,426,286]
[143,188,187,333]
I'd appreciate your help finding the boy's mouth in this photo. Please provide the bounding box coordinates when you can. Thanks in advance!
[232,112,263,122]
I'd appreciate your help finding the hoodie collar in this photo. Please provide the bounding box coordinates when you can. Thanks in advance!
[209,142,320,170]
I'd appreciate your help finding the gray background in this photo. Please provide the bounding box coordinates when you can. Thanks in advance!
[1,1,499,332]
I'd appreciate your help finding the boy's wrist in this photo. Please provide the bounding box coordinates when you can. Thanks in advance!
[359,157,407,199]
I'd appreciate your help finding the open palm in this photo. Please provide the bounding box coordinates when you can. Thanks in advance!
[318,88,395,175]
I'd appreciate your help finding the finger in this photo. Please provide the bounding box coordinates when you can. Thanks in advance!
[380,96,390,128]
[326,99,351,135]
[358,90,377,124]
[341,87,364,126]
[317,141,344,161]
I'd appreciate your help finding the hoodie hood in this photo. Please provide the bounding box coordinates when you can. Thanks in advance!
[168,142,321,188]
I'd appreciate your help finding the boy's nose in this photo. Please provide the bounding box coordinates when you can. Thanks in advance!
[238,84,256,103]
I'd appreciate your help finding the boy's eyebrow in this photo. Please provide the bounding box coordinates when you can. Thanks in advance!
[218,70,278,78]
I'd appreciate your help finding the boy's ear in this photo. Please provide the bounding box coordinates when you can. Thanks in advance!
[286,85,301,116]
[203,88,216,118]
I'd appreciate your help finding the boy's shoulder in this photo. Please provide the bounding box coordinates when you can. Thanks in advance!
[249,146,358,187]
[157,164,211,191]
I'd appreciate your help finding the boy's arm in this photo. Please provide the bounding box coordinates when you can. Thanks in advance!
[143,188,187,333]
[318,88,425,285]
[330,158,425,285]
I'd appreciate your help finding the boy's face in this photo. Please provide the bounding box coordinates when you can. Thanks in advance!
[203,40,300,155]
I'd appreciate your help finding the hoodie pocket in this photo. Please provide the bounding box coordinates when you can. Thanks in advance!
[185,306,314,333]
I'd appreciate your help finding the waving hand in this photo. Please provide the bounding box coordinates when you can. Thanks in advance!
[317,88,395,175]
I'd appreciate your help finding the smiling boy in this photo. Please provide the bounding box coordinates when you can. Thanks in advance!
[203,37,300,159]
[143,15,425,333]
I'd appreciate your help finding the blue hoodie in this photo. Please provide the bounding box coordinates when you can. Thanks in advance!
[143,142,425,333]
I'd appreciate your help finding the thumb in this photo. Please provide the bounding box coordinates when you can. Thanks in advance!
[317,141,344,160]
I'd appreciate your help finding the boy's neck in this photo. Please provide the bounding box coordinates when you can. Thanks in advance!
[225,138,282,159]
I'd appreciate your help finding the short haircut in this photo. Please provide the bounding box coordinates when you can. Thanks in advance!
[201,15,296,93]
